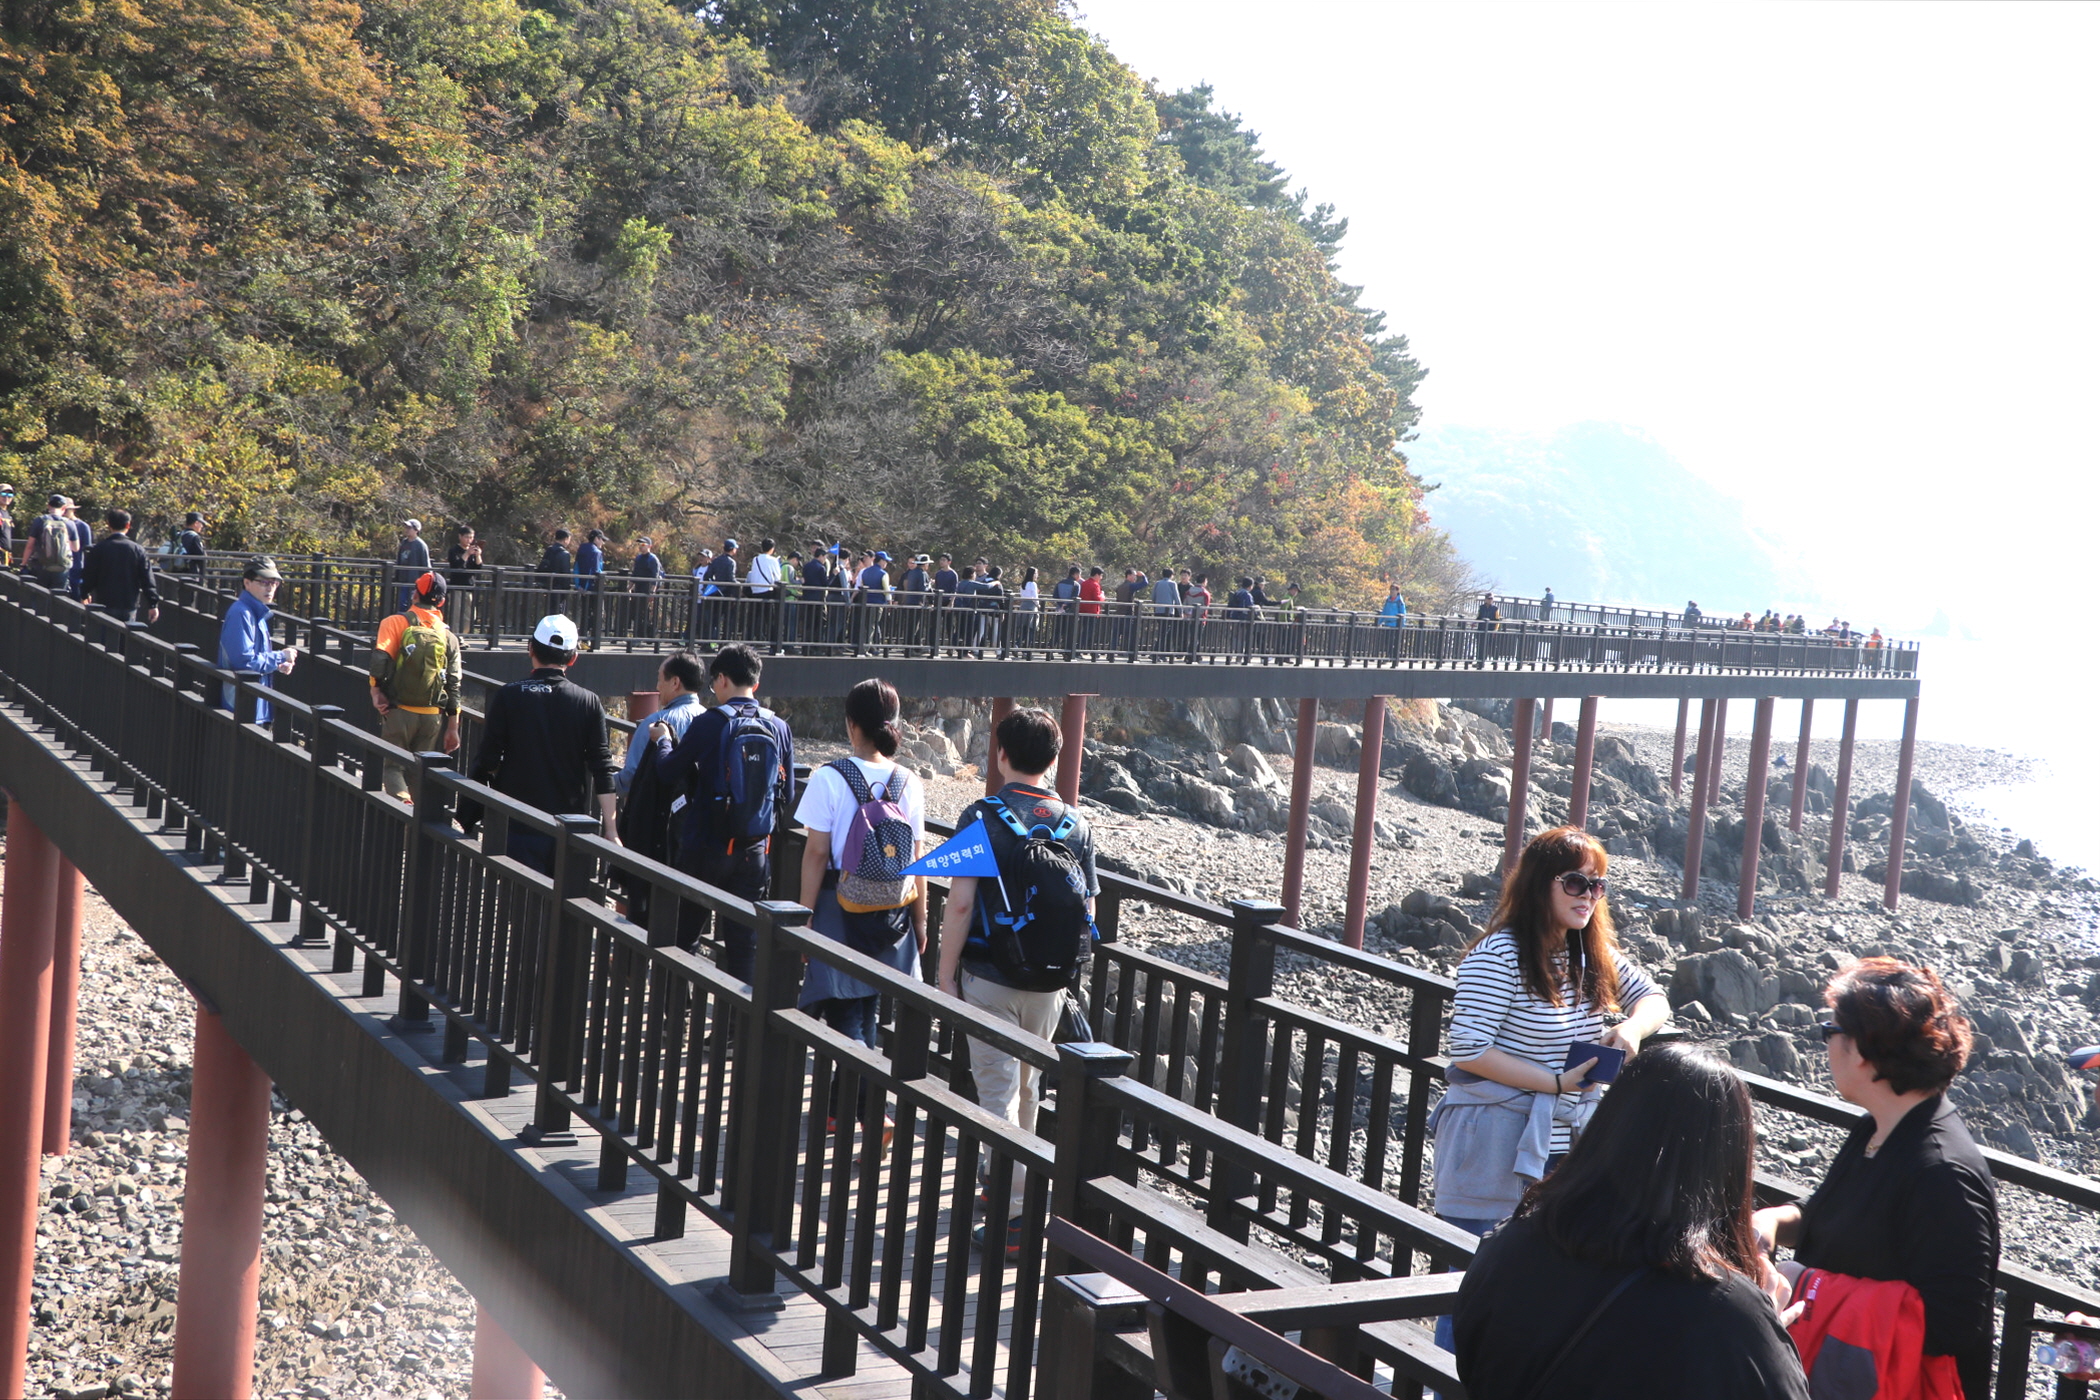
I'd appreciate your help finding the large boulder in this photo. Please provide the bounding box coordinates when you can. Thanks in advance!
[1401,751,1460,807]
[1313,723,1360,765]
[1227,743,1281,790]
[1669,949,1774,1020]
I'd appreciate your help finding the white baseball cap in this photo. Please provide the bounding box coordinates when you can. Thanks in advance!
[533,614,580,650]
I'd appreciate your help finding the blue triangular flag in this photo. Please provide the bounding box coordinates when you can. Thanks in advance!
[904,817,1002,878]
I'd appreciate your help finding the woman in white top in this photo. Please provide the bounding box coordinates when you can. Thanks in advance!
[1015,566,1040,649]
[793,678,928,1052]
[1427,826,1670,1370]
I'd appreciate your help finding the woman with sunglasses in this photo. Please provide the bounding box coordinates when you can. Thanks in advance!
[1427,827,1670,1370]
[1753,959,1998,1399]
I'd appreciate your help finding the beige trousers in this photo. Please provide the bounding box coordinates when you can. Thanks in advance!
[379,707,445,800]
[960,970,1065,1218]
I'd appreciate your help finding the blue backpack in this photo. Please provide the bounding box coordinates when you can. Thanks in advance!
[705,699,787,850]
[979,794,1094,991]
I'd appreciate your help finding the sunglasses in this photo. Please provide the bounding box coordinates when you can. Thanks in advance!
[1556,873,1607,899]
[1817,1022,1847,1042]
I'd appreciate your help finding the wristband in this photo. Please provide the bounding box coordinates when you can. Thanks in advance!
[1552,1071,1563,1094]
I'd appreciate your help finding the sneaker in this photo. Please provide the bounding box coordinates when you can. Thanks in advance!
[971,1217,1024,1262]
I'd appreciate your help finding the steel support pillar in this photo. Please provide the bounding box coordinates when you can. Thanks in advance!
[44,856,84,1156]
[1503,698,1536,874]
[1341,697,1387,949]
[1738,698,1776,920]
[1789,700,1814,832]
[0,799,60,1400]
[1824,699,1859,898]
[1883,697,1921,911]
[1680,700,1717,904]
[171,1005,272,1400]
[1279,697,1319,928]
[986,697,1015,796]
[1568,696,1600,828]
[1539,697,1555,745]
[1055,695,1090,806]
[1670,698,1689,799]
[1706,697,1729,799]
[470,1303,545,1399]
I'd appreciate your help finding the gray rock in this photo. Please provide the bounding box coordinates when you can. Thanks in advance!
[1669,948,1772,1020]
[1973,1006,2033,1056]
[1400,751,1460,807]
[1226,743,1281,790]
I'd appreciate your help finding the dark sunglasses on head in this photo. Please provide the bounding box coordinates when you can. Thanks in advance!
[1817,1021,1846,1042]
[1556,873,1607,899]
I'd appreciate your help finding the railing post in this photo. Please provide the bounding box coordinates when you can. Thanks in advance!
[1997,1291,2035,1400]
[298,706,345,953]
[1046,1042,1136,1272]
[392,753,458,1025]
[718,899,812,1310]
[1037,1274,1150,1400]
[523,814,603,1144]
[1208,900,1281,1242]
[487,567,506,649]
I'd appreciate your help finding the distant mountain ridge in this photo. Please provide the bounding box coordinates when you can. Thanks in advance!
[1408,422,1818,619]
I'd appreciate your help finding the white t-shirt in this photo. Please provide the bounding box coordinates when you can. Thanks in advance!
[1018,580,1040,612]
[747,551,782,592]
[793,757,926,869]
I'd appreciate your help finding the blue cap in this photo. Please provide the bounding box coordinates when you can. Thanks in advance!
[874,550,891,561]
[723,538,737,551]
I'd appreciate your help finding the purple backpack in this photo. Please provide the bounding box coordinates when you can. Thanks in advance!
[831,759,915,912]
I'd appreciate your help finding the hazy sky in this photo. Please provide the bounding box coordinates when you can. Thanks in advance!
[1074,1,2094,637]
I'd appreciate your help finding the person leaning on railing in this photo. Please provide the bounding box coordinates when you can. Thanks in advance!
[1427,827,1670,1369]
[216,555,298,723]
[1753,959,1999,1399]
[1453,1044,1810,1399]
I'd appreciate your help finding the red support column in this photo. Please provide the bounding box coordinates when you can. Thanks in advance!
[1706,698,1730,799]
[1280,697,1319,928]
[1055,695,1089,807]
[1882,697,1921,911]
[627,690,660,725]
[44,856,85,1156]
[1568,696,1600,828]
[1737,698,1776,920]
[1824,699,1859,898]
[1789,700,1814,833]
[1341,697,1388,949]
[1680,700,1717,904]
[1503,699,1536,874]
[470,1303,545,1400]
[986,697,1015,796]
[1670,698,1689,799]
[171,1004,272,1400]
[0,799,60,1400]
[1539,697,1555,745]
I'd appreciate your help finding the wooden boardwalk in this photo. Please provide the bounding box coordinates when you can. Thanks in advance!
[271,922,1016,1399]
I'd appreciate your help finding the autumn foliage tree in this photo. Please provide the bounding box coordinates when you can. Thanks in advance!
[0,0,1465,607]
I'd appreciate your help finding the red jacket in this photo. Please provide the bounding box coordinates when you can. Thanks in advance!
[1788,1268,1964,1400]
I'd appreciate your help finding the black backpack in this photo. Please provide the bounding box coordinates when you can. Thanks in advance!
[614,735,676,921]
[979,794,1094,991]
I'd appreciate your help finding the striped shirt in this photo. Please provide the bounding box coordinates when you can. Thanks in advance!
[1447,930,1660,1151]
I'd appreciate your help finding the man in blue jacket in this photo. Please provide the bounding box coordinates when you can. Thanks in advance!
[217,556,298,722]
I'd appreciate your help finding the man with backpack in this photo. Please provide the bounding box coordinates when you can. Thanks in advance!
[176,512,208,573]
[936,706,1098,1258]
[23,493,76,592]
[647,643,794,978]
[368,571,465,803]
[613,651,704,924]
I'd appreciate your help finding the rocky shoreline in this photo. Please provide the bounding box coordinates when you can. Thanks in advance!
[17,696,2100,1397]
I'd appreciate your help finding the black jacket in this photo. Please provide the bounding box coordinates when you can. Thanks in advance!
[536,545,573,587]
[461,667,616,829]
[81,534,159,619]
[1455,1215,1809,1400]
[1793,1094,1999,1400]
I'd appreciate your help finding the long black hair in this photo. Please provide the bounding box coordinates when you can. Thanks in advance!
[1516,1043,1761,1281]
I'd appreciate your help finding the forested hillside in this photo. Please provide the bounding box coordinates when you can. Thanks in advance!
[0,0,1461,605]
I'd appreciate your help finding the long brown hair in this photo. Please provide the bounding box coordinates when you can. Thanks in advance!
[1473,825,1623,1011]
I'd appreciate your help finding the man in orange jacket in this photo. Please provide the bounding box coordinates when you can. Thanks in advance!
[369,571,464,802]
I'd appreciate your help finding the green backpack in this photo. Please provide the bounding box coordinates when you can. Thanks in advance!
[389,612,450,709]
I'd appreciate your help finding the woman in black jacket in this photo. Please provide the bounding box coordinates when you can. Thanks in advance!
[1454,1044,1808,1399]
[1755,958,1999,1399]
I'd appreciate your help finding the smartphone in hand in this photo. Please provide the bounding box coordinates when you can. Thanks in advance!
[1564,1040,1627,1086]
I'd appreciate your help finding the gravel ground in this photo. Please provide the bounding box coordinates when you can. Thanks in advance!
[17,879,534,1400]
[20,710,2100,1397]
